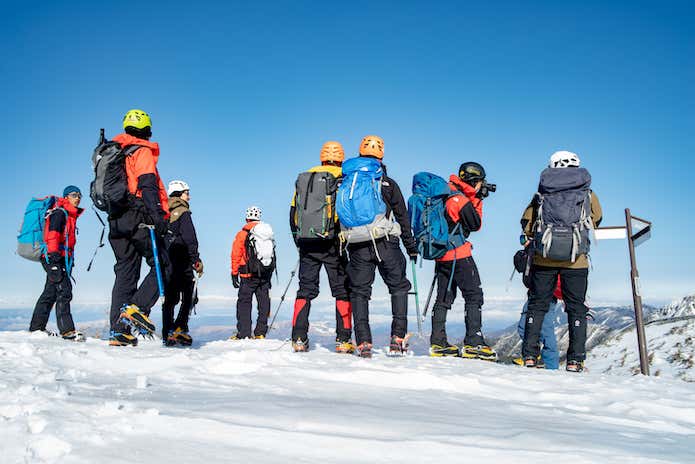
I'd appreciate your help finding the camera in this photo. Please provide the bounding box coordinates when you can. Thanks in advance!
[477,180,496,199]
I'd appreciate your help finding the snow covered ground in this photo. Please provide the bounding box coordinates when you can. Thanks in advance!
[2,328,695,463]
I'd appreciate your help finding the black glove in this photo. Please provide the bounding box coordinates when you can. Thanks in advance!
[47,253,64,283]
[407,248,419,262]
[155,220,169,239]
[231,274,240,288]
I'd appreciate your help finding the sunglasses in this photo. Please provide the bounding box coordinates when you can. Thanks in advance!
[68,193,82,199]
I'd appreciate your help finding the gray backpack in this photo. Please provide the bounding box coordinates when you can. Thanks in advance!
[294,170,339,241]
[533,167,593,262]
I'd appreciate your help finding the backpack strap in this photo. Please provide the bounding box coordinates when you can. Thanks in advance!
[122,144,143,156]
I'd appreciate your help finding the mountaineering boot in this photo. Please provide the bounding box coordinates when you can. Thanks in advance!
[119,304,155,337]
[461,344,497,362]
[357,342,373,358]
[523,356,538,368]
[430,343,461,357]
[164,331,177,347]
[171,328,193,346]
[229,333,250,340]
[61,330,85,342]
[388,334,410,356]
[566,360,585,373]
[335,339,356,354]
[254,335,266,340]
[292,338,309,352]
[109,331,138,346]
[514,355,545,368]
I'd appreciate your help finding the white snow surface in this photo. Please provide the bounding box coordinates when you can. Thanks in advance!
[2,331,695,464]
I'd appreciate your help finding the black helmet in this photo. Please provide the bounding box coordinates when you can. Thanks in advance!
[458,162,486,184]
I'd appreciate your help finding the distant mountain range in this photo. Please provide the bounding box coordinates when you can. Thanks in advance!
[492,294,695,381]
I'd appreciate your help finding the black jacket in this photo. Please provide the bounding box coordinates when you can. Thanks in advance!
[381,167,417,255]
[168,198,200,267]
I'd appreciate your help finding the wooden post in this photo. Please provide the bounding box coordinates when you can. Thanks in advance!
[625,208,650,376]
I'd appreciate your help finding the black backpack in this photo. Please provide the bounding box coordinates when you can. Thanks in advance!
[533,167,593,262]
[90,129,141,217]
[294,170,339,241]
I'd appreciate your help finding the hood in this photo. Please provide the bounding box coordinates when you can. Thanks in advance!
[168,197,190,223]
[56,197,84,218]
[113,133,160,159]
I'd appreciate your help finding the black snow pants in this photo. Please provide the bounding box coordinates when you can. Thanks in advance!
[30,260,75,335]
[292,241,352,343]
[237,276,271,338]
[430,257,485,346]
[108,206,170,332]
[347,237,411,346]
[522,266,589,362]
[162,264,195,339]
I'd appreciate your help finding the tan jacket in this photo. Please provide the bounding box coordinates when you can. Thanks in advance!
[520,191,602,269]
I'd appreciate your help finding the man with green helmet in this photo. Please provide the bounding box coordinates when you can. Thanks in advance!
[108,109,171,346]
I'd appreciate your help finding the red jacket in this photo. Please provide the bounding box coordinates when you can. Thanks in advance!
[437,175,483,262]
[231,221,259,278]
[43,197,83,258]
[112,133,169,217]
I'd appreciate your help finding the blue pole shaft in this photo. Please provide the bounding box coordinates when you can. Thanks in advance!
[148,227,165,299]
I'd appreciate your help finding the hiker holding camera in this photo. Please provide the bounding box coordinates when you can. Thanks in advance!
[520,151,602,372]
[428,162,497,360]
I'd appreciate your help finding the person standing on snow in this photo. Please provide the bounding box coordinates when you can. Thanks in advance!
[161,180,203,346]
[514,276,562,369]
[520,151,602,372]
[428,162,496,361]
[29,185,84,341]
[342,135,419,358]
[108,109,171,346]
[289,141,354,353]
[230,206,274,340]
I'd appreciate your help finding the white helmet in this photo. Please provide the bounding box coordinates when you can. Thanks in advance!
[549,151,581,168]
[168,180,190,196]
[246,205,262,221]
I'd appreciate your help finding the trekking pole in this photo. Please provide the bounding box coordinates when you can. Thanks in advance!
[139,224,165,302]
[422,273,437,320]
[268,259,300,332]
[409,260,422,337]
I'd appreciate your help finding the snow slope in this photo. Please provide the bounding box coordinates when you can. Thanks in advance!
[1,331,695,463]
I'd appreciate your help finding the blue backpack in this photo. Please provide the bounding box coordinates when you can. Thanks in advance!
[408,172,465,260]
[17,196,63,262]
[337,157,386,228]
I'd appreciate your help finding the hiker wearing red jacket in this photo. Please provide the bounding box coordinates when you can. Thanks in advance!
[30,186,84,341]
[429,162,496,361]
[108,109,171,346]
[229,206,272,340]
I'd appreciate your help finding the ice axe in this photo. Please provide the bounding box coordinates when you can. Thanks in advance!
[139,223,165,302]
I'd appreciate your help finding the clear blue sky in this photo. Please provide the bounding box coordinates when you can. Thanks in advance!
[1,0,693,309]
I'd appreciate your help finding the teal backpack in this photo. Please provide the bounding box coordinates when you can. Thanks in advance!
[17,196,65,263]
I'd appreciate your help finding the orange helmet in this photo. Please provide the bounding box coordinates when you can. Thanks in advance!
[320,141,345,163]
[359,135,384,159]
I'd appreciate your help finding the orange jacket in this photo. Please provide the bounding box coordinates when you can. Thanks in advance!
[437,175,483,262]
[231,221,259,277]
[112,133,169,217]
